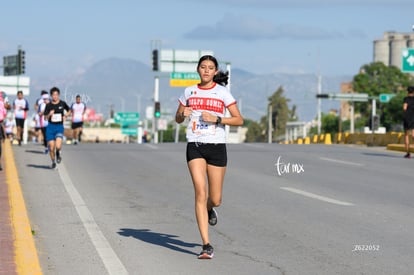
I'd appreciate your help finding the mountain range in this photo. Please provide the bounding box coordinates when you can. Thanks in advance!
[28,58,353,123]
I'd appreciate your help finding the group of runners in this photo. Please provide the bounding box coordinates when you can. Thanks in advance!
[0,87,86,169]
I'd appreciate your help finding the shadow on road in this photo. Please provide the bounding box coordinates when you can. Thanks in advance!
[117,228,200,256]
[25,150,45,155]
[362,152,402,158]
[27,164,51,170]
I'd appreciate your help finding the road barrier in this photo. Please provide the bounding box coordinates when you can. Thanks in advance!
[285,132,413,152]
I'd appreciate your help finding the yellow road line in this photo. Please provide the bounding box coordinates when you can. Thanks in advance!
[4,141,42,275]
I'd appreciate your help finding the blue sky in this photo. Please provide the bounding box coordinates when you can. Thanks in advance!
[1,0,413,78]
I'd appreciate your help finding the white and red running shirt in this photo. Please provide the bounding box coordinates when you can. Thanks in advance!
[71,102,86,123]
[13,98,29,119]
[178,83,236,143]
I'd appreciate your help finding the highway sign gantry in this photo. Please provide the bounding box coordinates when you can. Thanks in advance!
[316,93,369,102]
[317,93,397,103]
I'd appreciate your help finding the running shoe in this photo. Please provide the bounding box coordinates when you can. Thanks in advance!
[208,208,218,226]
[404,153,411,159]
[56,151,62,163]
[198,243,214,259]
[50,162,57,169]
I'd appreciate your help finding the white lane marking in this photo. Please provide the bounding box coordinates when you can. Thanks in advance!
[58,164,128,275]
[280,187,354,206]
[319,157,364,167]
[144,144,158,150]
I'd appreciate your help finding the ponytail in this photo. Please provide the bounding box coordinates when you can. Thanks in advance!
[213,70,229,86]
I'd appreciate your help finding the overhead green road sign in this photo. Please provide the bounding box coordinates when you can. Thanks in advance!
[170,72,200,87]
[171,72,200,79]
[379,93,395,103]
[114,112,139,125]
[402,48,414,73]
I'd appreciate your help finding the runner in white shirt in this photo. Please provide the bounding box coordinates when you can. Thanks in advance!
[34,90,48,114]
[13,91,29,146]
[70,95,86,145]
[175,55,243,259]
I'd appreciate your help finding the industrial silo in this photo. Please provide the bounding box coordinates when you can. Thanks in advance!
[408,38,414,48]
[390,38,408,68]
[373,39,390,65]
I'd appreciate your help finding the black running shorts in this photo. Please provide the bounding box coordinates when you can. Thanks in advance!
[186,142,227,167]
[15,118,25,128]
[71,122,84,129]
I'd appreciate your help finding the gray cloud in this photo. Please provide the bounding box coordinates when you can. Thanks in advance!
[183,14,366,41]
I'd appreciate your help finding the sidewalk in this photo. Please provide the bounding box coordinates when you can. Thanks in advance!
[0,141,42,275]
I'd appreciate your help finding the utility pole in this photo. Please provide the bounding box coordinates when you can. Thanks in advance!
[152,76,159,144]
[268,104,273,143]
[151,40,161,144]
[317,74,322,135]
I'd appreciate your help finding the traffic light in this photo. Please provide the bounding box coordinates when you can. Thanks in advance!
[17,49,25,74]
[316,94,329,98]
[152,49,159,71]
[154,101,161,118]
[373,115,380,130]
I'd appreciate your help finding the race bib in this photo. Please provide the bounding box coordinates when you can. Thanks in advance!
[51,113,62,122]
[191,116,216,136]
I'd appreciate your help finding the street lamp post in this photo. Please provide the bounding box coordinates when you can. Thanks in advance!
[317,74,322,135]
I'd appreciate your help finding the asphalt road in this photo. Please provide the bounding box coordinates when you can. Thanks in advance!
[13,142,414,275]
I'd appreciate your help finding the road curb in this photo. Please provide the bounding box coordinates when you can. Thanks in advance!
[4,141,43,275]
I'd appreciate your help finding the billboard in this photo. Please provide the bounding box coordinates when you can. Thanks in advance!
[0,76,30,96]
[160,49,214,73]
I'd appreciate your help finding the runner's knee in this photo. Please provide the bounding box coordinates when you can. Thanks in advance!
[209,197,221,208]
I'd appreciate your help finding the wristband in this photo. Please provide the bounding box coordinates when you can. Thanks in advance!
[216,116,222,125]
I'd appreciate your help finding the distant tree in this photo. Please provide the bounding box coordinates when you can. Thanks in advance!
[352,62,413,129]
[161,124,186,142]
[268,86,290,140]
[322,113,340,134]
[340,117,367,133]
[381,92,405,131]
[309,113,340,135]
[245,86,295,142]
[245,120,265,142]
[353,62,411,95]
